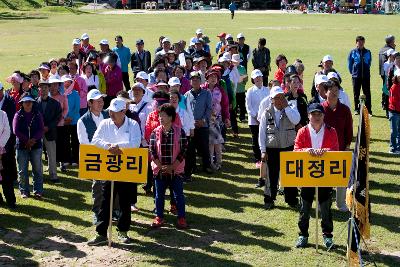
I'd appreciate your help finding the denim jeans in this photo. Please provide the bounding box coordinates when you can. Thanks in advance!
[154,175,185,219]
[389,112,400,151]
[16,148,43,195]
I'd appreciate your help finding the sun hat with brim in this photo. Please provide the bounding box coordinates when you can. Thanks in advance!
[269,86,285,99]
[307,103,325,114]
[156,81,169,87]
[61,75,73,82]
[39,64,51,71]
[205,70,220,79]
[108,98,126,112]
[193,57,207,64]
[38,79,50,86]
[99,39,109,45]
[168,77,181,87]
[19,95,36,103]
[87,89,106,102]
[135,71,149,81]
[48,77,62,84]
[6,73,24,84]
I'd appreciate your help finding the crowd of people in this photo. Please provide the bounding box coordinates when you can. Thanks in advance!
[0,30,398,247]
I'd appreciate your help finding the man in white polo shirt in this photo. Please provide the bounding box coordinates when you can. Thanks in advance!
[87,98,141,246]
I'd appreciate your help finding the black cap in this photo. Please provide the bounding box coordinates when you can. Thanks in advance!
[307,103,325,114]
[136,39,144,45]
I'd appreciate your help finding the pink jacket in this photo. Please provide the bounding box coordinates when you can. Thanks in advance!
[73,75,88,109]
[151,124,185,175]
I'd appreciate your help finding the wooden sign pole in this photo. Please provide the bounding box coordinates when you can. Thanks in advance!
[108,181,115,248]
[315,186,319,253]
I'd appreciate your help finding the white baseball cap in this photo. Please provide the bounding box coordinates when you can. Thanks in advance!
[231,54,242,63]
[315,74,329,86]
[322,55,333,63]
[237,33,245,39]
[87,89,106,101]
[270,86,285,98]
[108,98,127,112]
[81,33,89,40]
[48,76,62,84]
[196,28,203,34]
[135,71,149,81]
[218,54,231,63]
[72,38,81,45]
[327,72,340,81]
[168,77,181,87]
[226,34,233,39]
[99,39,109,45]
[162,37,171,44]
[61,75,73,82]
[131,82,146,92]
[251,69,263,79]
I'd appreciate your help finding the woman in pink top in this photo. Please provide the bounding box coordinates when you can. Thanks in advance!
[68,61,88,116]
[101,52,123,108]
[202,70,230,170]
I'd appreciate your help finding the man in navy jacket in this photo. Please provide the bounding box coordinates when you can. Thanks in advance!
[348,36,372,115]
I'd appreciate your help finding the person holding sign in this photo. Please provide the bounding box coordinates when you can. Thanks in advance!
[87,98,141,246]
[258,86,300,209]
[149,104,188,229]
[294,103,339,249]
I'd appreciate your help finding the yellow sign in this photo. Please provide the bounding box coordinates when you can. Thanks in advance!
[280,151,352,187]
[79,144,148,183]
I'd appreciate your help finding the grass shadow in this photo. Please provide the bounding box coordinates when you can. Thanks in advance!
[0,11,47,20]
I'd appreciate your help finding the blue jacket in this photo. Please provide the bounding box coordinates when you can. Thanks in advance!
[66,90,80,125]
[112,45,131,73]
[348,47,372,78]
[229,2,237,11]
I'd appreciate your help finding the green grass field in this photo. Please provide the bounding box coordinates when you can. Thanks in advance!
[0,10,399,266]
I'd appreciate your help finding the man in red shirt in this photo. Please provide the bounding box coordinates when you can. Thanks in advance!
[322,83,353,212]
[294,103,339,249]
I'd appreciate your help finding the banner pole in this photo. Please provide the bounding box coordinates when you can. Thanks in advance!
[108,181,115,248]
[316,186,319,253]
[347,97,365,266]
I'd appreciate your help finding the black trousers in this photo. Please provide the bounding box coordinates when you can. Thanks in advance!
[96,181,134,236]
[264,146,298,204]
[249,125,261,162]
[261,70,269,86]
[230,108,239,134]
[236,92,246,121]
[298,187,333,238]
[122,72,131,91]
[64,125,79,164]
[352,77,372,114]
[0,151,17,205]
[186,128,211,174]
